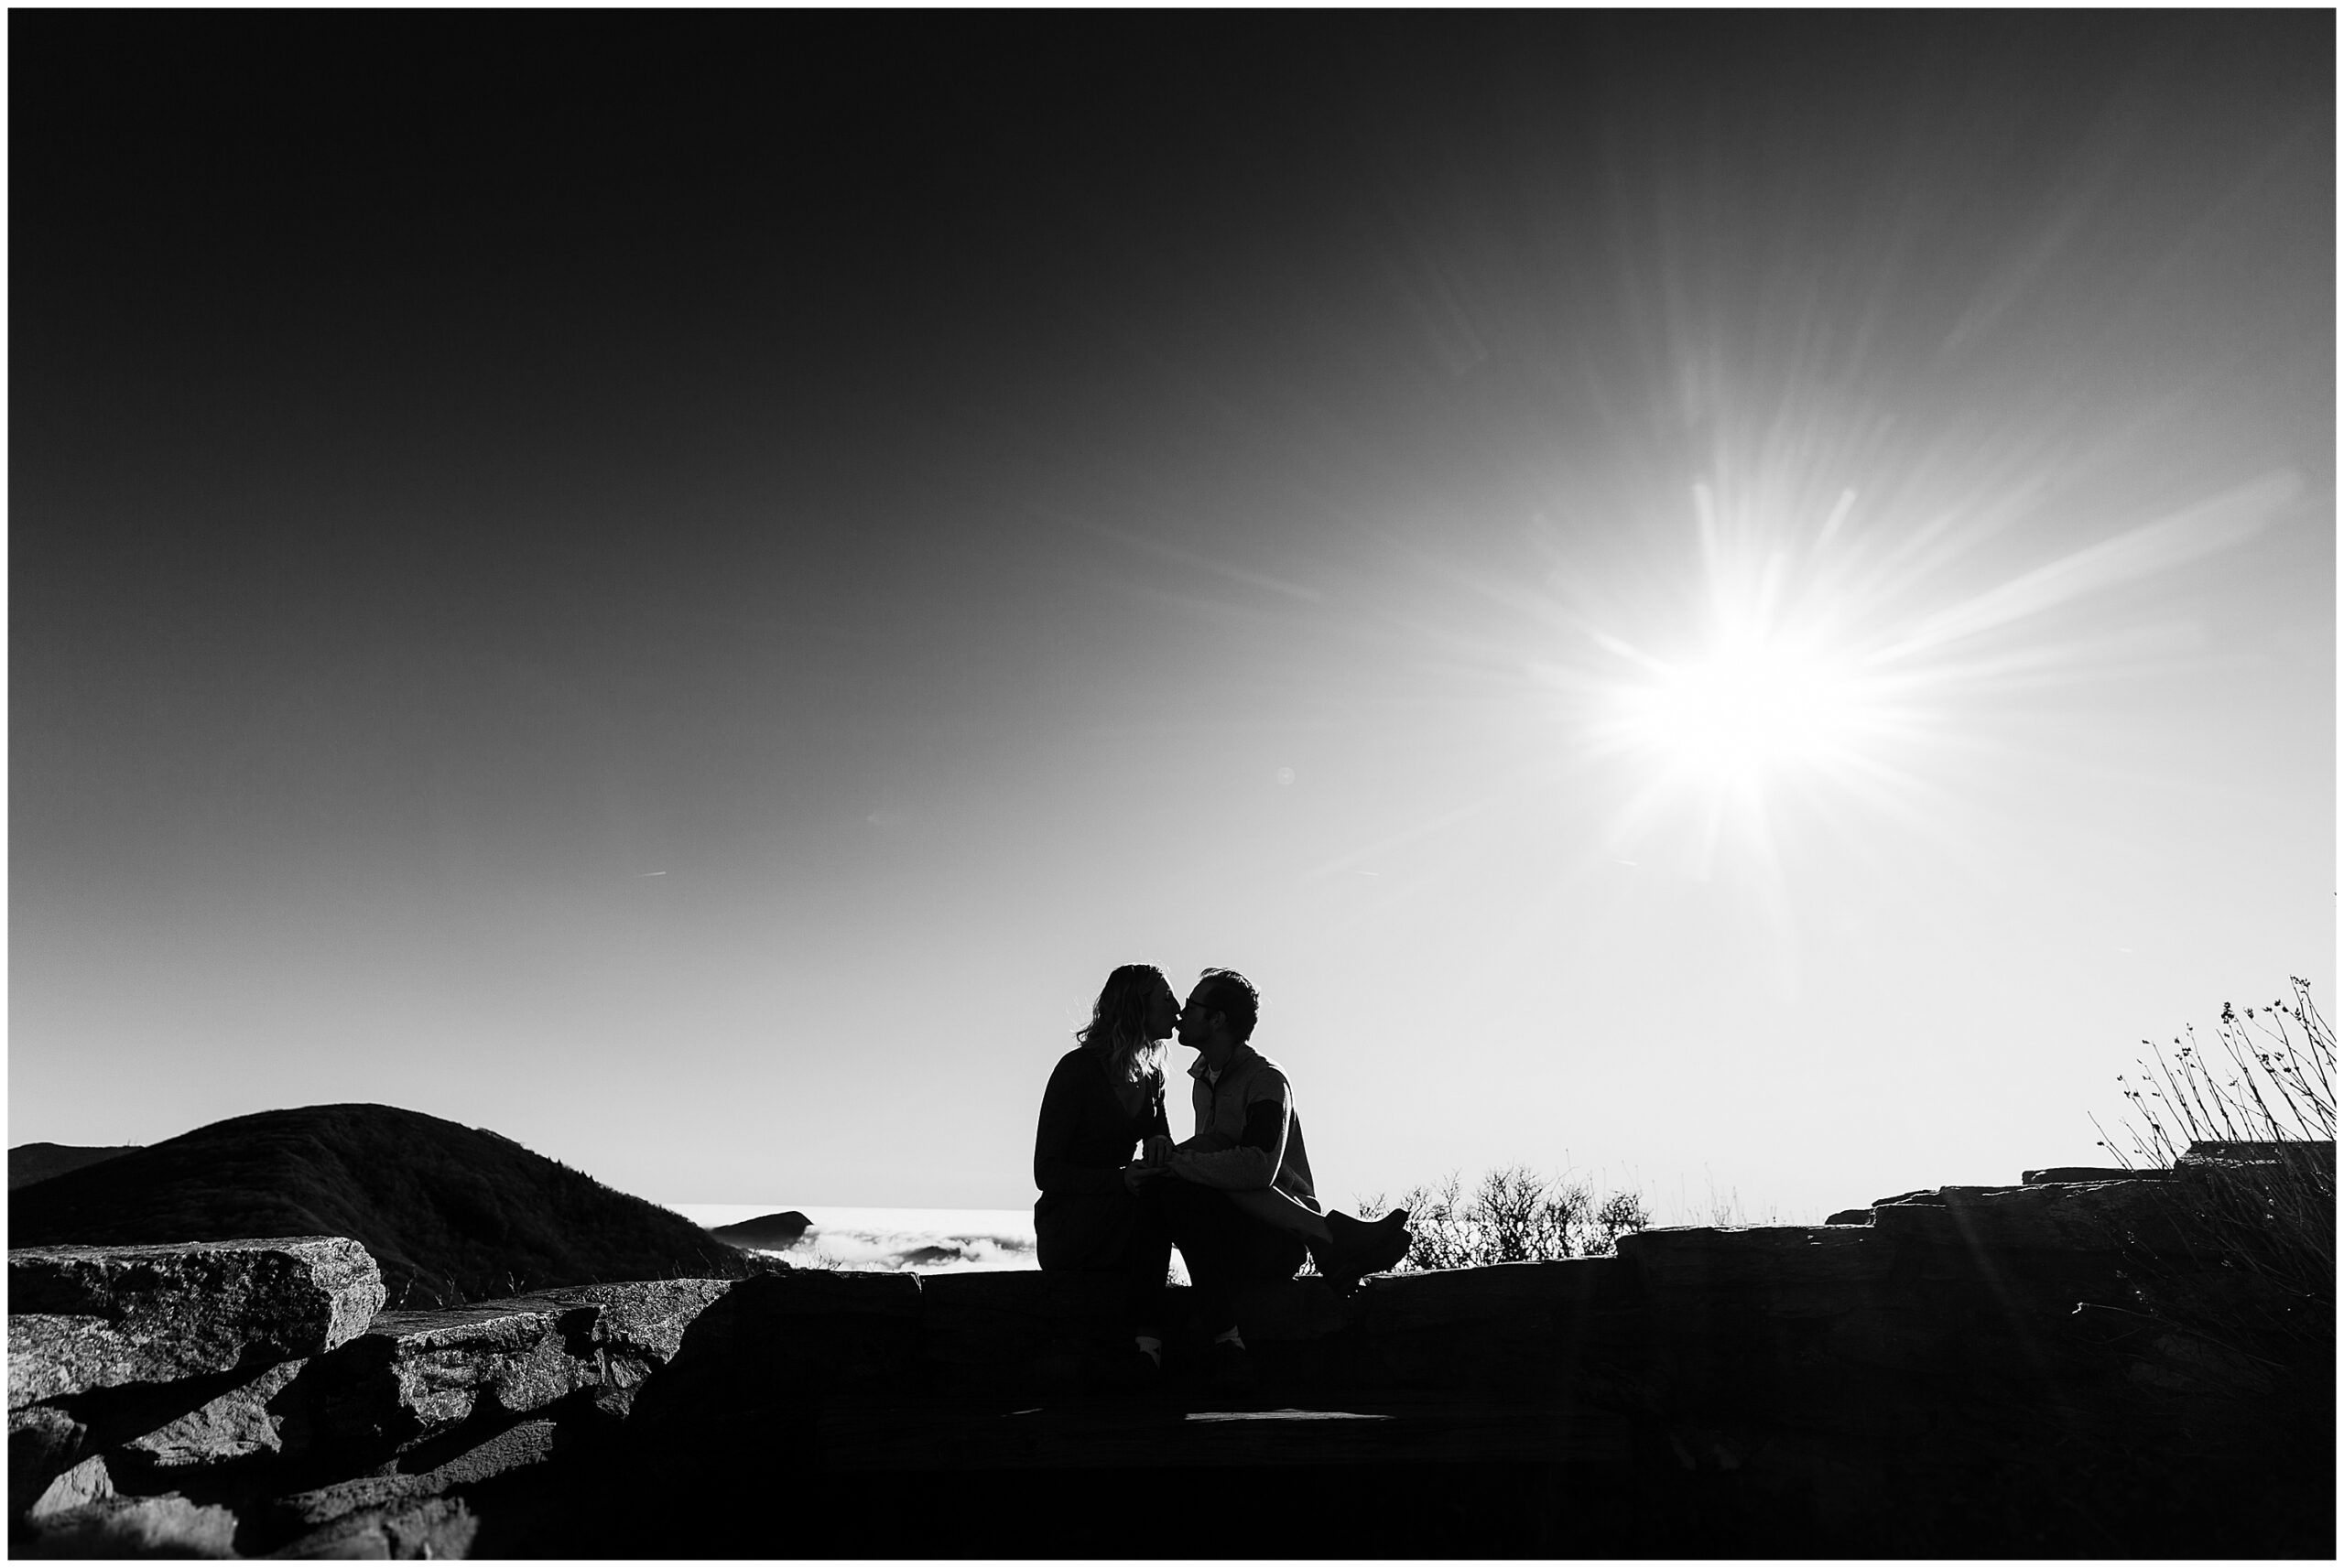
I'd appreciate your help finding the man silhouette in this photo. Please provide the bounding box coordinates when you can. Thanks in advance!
[1133,968,1409,1388]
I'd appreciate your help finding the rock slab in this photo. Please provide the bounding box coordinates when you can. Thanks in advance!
[8,1238,384,1407]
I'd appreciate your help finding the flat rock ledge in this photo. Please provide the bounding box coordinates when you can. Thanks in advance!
[8,1238,384,1407]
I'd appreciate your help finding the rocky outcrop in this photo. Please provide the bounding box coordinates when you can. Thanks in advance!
[6,1162,2330,1559]
[23,1493,241,1558]
[8,1238,383,1404]
[6,1247,728,1559]
[706,1210,812,1249]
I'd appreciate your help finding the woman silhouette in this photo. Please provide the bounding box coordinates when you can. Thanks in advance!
[1033,963,1178,1372]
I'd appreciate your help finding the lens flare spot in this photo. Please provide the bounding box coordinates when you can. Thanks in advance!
[1628,638,1861,782]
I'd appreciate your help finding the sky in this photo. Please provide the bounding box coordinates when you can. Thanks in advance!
[11,15,2334,1224]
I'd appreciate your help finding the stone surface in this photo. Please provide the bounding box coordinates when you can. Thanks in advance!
[23,1491,239,1558]
[274,1494,477,1560]
[358,1299,588,1432]
[268,1418,558,1537]
[120,1357,308,1468]
[27,1453,114,1519]
[1871,1179,2203,1254]
[2180,1138,2334,1171]
[1620,1226,1894,1306]
[412,1416,559,1488]
[1354,1257,1612,1331]
[298,1277,733,1454]
[7,1238,384,1406]
[1822,1208,1872,1225]
[2023,1165,2149,1184]
[275,1472,434,1530]
[5,1175,2327,1562]
[1342,1257,1630,1399]
[8,1402,86,1516]
[558,1278,736,1380]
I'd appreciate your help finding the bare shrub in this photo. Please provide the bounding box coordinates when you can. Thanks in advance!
[1367,1168,1650,1270]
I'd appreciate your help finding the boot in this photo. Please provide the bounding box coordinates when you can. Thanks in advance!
[1312,1207,1413,1295]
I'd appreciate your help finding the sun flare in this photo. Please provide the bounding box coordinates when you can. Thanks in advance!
[1620,634,1863,784]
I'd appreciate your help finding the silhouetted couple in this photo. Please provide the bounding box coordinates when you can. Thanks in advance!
[1033,964,1411,1389]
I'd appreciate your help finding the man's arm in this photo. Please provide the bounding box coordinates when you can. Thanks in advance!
[1170,1082,1289,1191]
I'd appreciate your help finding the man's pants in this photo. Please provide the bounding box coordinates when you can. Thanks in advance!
[1136,1177,1308,1336]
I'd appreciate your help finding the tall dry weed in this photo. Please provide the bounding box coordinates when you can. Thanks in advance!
[2094,977,2334,1354]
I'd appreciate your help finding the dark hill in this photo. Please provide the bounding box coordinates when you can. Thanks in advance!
[7,1105,760,1308]
[10,1142,140,1190]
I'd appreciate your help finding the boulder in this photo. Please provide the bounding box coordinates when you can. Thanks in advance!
[10,1355,327,1516]
[8,1403,86,1516]
[1871,1180,2202,1255]
[272,1472,434,1532]
[117,1357,309,1470]
[27,1453,114,1519]
[1619,1226,1893,1309]
[1345,1258,1626,1399]
[409,1416,560,1489]
[21,1491,239,1558]
[348,1300,593,1435]
[7,1238,383,1406]
[273,1493,476,1560]
[1614,1226,1917,1404]
[266,1416,559,1541]
[298,1277,732,1454]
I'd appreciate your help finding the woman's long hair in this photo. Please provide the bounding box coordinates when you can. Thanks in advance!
[1077,963,1168,1087]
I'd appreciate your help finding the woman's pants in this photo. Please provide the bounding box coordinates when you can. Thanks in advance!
[1134,1177,1308,1336]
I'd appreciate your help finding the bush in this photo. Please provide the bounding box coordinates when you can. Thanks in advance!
[1362,1165,1651,1270]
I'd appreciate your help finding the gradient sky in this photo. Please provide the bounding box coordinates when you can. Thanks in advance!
[12,16,2334,1223]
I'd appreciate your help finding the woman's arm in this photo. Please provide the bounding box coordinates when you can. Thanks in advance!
[1033,1054,1125,1196]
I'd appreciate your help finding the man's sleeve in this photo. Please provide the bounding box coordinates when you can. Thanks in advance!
[1171,1076,1289,1190]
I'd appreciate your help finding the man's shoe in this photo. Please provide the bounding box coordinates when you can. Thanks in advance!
[1316,1208,1414,1295]
[1206,1339,1256,1394]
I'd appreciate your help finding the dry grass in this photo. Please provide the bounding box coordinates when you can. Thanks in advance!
[2093,977,2335,1354]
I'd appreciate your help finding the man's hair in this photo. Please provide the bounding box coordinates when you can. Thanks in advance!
[1194,968,1259,1044]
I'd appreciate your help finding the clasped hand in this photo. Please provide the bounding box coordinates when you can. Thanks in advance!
[1122,1134,1177,1191]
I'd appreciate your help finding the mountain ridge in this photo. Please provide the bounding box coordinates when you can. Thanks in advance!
[9,1142,141,1190]
[7,1104,762,1307]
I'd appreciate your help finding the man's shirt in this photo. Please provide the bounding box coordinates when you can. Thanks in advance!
[1170,1043,1319,1210]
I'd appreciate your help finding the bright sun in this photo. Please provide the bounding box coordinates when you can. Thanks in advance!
[1626,634,1861,784]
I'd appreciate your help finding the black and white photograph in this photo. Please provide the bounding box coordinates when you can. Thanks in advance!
[8,11,2334,1559]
